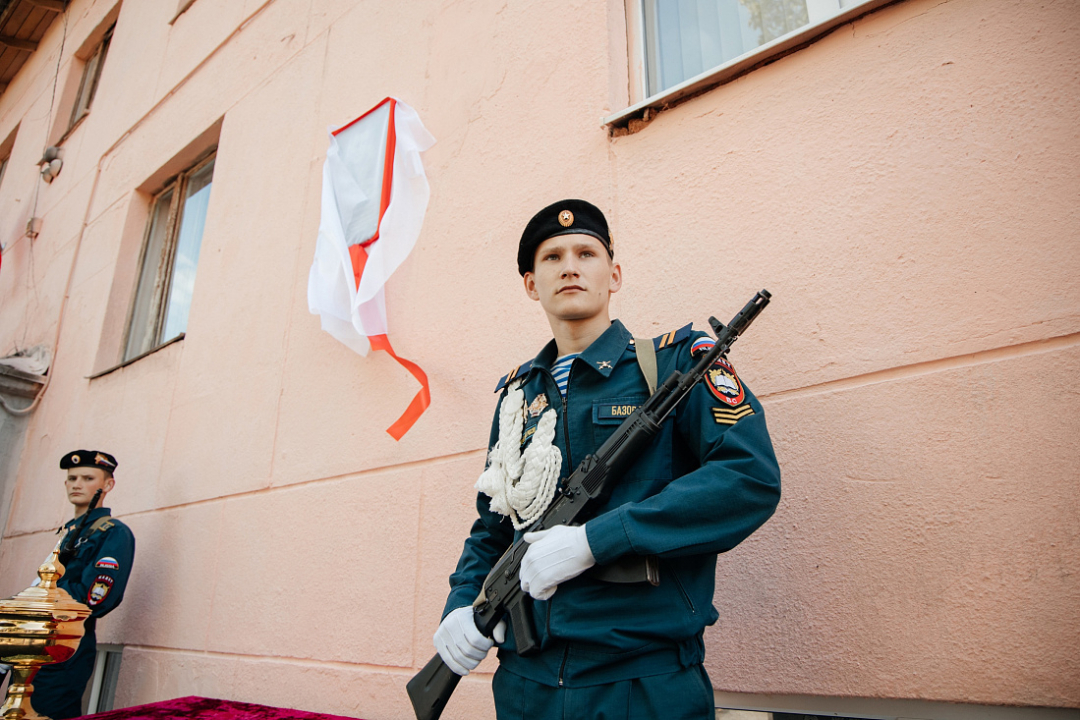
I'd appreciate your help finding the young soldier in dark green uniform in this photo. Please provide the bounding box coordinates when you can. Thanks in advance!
[32,450,135,719]
[432,200,781,719]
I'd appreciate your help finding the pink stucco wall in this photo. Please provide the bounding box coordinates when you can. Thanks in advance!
[0,0,1076,718]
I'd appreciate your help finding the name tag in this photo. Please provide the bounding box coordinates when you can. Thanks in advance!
[594,402,640,424]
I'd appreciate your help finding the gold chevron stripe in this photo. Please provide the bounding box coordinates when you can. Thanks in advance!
[712,407,754,417]
[712,406,754,423]
[713,403,753,412]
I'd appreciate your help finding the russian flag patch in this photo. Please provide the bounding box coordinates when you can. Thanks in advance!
[95,557,120,570]
[690,337,715,357]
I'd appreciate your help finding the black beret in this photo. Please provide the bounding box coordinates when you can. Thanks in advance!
[60,450,118,473]
[518,199,613,275]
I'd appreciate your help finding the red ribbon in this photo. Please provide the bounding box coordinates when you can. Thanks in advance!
[350,243,430,440]
[368,334,431,441]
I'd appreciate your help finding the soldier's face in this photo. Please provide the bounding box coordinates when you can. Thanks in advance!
[524,234,621,322]
[65,467,114,509]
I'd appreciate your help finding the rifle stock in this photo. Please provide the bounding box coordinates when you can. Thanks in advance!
[407,656,461,720]
[406,290,771,720]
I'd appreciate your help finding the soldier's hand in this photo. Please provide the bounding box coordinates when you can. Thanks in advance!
[520,524,596,600]
[433,606,505,676]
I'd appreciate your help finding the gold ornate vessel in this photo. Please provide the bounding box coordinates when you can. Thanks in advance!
[0,550,90,720]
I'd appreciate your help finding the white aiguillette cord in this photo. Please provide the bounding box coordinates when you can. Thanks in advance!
[476,333,659,531]
[475,379,561,530]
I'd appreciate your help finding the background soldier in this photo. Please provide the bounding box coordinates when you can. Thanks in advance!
[32,450,135,719]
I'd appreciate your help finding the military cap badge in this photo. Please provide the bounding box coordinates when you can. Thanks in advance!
[558,210,574,227]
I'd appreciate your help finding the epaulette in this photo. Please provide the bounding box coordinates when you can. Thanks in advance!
[651,322,693,351]
[494,360,534,393]
[90,516,115,533]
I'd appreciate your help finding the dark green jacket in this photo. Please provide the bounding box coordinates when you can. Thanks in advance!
[443,319,780,687]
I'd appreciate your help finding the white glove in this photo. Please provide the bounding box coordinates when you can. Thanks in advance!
[520,524,596,601]
[434,606,506,676]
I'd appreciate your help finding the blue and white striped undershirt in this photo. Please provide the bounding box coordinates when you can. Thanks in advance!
[550,353,579,397]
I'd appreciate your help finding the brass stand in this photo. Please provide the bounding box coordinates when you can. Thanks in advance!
[2,665,48,720]
[0,551,90,720]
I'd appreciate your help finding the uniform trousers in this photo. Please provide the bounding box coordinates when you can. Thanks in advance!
[491,663,714,720]
[31,624,97,719]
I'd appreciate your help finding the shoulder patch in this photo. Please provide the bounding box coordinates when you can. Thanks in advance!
[88,575,114,606]
[653,323,693,351]
[706,358,745,406]
[495,360,534,393]
[690,336,715,358]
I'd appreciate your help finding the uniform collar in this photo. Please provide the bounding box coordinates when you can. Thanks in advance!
[533,319,631,379]
[65,506,111,528]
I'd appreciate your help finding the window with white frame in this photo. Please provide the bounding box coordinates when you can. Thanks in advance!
[81,644,124,714]
[639,0,873,97]
[68,24,114,131]
[124,153,215,361]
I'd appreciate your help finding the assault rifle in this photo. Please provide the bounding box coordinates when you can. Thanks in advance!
[57,488,103,567]
[406,290,772,720]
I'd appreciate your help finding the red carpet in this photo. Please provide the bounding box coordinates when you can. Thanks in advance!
[83,696,362,720]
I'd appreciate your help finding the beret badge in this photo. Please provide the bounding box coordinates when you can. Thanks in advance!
[71,454,81,465]
[558,210,574,227]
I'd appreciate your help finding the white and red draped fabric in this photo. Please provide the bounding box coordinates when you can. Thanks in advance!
[308,98,435,440]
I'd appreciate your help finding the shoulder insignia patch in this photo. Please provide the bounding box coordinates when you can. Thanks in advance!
[653,323,693,351]
[88,575,114,606]
[495,360,534,393]
[712,405,755,425]
[95,557,120,570]
[706,358,745,406]
[690,337,715,358]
